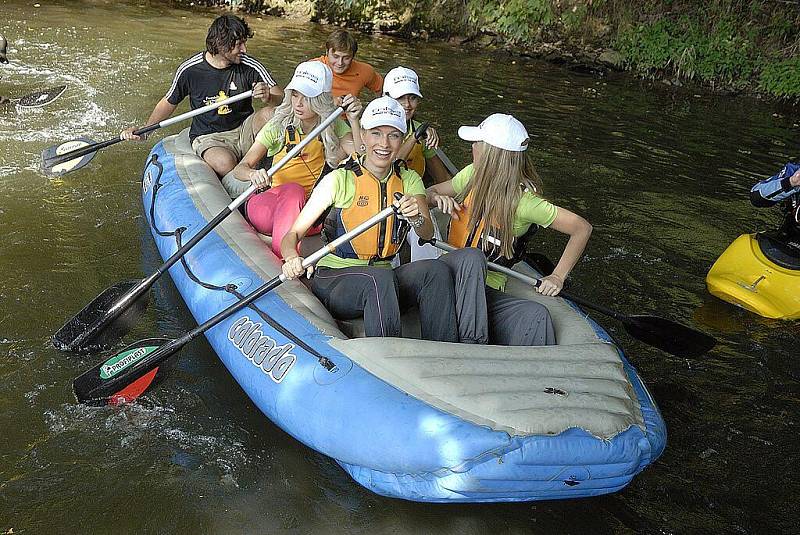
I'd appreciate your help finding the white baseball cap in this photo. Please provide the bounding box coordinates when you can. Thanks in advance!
[286,61,333,98]
[383,66,422,99]
[360,96,407,134]
[458,113,530,152]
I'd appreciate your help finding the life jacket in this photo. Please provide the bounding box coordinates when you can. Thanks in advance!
[404,121,426,177]
[447,188,538,267]
[270,125,328,197]
[323,155,410,261]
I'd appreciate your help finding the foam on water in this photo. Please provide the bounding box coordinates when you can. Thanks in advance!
[42,395,255,485]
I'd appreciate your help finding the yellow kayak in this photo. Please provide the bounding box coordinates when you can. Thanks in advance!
[707,232,800,319]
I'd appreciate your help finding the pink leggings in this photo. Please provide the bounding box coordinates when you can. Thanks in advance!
[245,182,318,259]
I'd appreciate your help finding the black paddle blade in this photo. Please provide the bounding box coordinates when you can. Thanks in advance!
[73,338,172,405]
[16,85,67,108]
[41,137,97,176]
[53,280,149,353]
[623,315,716,358]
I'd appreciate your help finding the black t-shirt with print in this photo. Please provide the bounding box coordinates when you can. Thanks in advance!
[165,52,277,141]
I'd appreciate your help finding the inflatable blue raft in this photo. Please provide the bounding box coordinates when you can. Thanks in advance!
[140,131,667,502]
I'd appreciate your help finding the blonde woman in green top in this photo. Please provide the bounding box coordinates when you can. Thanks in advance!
[281,97,488,341]
[427,113,592,345]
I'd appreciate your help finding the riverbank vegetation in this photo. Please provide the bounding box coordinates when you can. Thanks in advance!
[221,0,800,98]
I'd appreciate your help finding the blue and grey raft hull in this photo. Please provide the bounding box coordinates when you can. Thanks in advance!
[140,130,667,502]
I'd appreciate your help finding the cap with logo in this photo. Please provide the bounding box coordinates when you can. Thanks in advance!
[360,96,407,134]
[457,113,530,152]
[286,60,333,98]
[383,66,422,99]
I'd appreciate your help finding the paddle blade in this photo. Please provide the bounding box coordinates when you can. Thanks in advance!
[41,137,97,176]
[73,338,173,405]
[53,280,149,353]
[16,85,67,108]
[623,315,716,358]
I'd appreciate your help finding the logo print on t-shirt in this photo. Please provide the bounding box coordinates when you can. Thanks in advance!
[204,91,232,115]
[230,81,238,91]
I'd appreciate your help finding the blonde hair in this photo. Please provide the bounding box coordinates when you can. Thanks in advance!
[457,141,544,259]
[268,89,342,167]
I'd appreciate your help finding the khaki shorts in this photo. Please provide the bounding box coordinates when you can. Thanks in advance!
[191,112,258,161]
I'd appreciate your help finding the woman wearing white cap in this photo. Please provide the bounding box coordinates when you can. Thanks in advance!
[280,96,487,342]
[231,60,362,258]
[426,113,593,346]
[383,66,450,185]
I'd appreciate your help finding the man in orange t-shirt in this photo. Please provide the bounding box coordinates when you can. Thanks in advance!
[314,29,383,99]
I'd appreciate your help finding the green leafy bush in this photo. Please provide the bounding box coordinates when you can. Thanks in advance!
[617,16,756,86]
[759,57,800,98]
[466,0,554,43]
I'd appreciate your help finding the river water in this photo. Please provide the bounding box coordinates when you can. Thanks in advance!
[1,1,798,533]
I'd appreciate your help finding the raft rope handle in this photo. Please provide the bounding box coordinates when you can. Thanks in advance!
[146,153,336,372]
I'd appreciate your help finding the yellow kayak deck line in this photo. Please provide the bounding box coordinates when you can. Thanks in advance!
[707,233,800,320]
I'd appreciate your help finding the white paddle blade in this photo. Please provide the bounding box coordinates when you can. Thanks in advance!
[41,138,97,176]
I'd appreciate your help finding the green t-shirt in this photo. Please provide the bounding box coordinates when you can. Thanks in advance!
[255,118,351,157]
[315,165,427,269]
[451,163,558,290]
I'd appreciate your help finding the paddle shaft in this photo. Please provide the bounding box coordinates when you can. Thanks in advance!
[436,148,460,176]
[66,105,345,350]
[427,238,627,321]
[46,90,255,167]
[411,123,461,178]
[76,202,399,402]
[169,202,399,348]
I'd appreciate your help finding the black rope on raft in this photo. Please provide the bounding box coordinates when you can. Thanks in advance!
[146,153,336,371]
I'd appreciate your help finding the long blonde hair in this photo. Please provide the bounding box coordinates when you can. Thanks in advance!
[267,89,341,167]
[457,141,544,259]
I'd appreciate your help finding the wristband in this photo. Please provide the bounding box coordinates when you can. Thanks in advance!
[408,215,425,228]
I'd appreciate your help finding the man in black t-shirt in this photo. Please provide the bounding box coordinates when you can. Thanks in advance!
[121,15,283,178]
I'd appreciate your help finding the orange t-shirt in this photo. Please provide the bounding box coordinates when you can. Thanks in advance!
[315,55,383,98]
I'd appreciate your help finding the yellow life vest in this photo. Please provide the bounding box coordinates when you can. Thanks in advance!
[323,156,409,261]
[270,125,327,197]
[404,121,426,177]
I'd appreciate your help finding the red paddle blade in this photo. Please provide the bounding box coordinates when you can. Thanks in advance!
[110,367,159,406]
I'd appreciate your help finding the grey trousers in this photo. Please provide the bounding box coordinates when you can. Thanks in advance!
[310,260,460,341]
[436,248,490,344]
[485,287,556,346]
[438,247,555,346]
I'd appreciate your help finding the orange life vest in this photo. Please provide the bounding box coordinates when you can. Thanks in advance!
[323,156,409,261]
[447,189,500,254]
[447,188,538,266]
[270,125,327,197]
